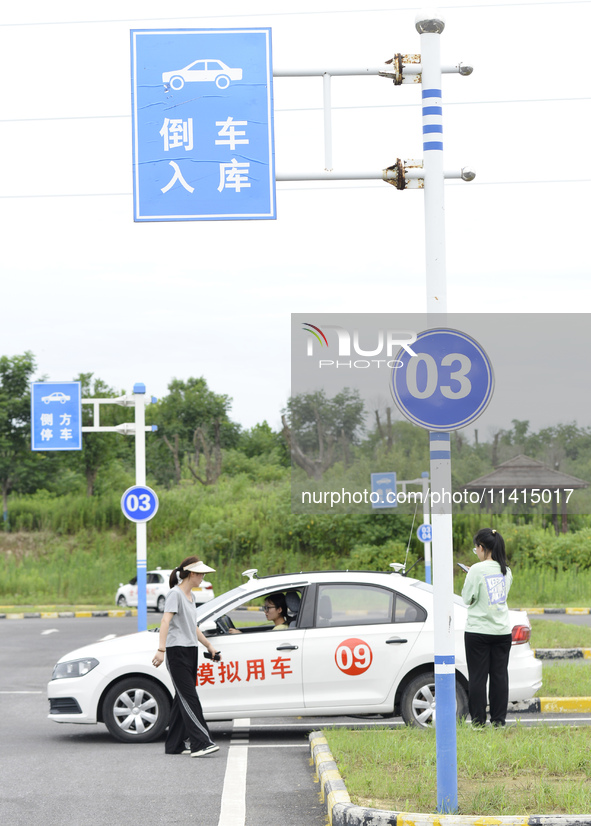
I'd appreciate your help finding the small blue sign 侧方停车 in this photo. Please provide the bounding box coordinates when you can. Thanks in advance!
[130,28,276,222]
[370,472,397,509]
[31,382,82,451]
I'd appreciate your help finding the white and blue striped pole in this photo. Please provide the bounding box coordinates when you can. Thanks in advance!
[416,10,458,813]
[421,471,432,584]
[134,383,148,633]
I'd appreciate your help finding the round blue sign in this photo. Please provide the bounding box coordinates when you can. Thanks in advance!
[416,523,433,543]
[391,328,494,432]
[121,485,159,523]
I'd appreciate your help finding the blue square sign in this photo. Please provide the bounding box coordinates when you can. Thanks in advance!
[31,382,82,451]
[130,28,276,221]
[370,472,397,509]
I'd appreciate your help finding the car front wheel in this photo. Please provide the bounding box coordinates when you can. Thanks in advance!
[116,595,127,607]
[157,595,166,613]
[102,678,171,743]
[215,74,230,89]
[400,671,468,729]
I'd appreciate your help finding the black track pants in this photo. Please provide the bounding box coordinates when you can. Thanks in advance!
[165,646,214,754]
[464,631,512,726]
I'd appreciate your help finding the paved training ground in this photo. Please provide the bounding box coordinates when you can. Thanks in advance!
[309,732,591,826]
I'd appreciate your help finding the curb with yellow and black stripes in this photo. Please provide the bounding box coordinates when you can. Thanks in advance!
[0,609,137,619]
[309,731,591,826]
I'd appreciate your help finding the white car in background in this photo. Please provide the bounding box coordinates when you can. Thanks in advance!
[115,568,215,613]
[49,568,542,743]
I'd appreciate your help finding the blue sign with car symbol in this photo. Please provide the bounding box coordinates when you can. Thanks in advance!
[130,28,276,222]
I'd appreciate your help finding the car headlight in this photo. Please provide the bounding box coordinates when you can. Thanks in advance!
[51,658,99,680]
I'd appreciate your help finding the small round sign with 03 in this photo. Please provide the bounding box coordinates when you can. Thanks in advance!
[121,485,159,523]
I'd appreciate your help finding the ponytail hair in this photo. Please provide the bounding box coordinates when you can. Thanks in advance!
[169,556,201,588]
[474,528,508,575]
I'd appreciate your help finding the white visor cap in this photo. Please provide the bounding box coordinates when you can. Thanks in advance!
[183,560,216,574]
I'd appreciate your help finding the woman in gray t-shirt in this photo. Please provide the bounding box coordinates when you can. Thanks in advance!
[152,557,220,757]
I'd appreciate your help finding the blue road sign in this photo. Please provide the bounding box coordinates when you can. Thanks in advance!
[370,472,397,509]
[391,328,494,432]
[31,382,82,451]
[131,28,276,222]
[121,486,159,523]
[417,523,433,543]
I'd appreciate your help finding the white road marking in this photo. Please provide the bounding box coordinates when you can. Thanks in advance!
[248,743,309,748]
[41,629,59,635]
[217,718,250,826]
[98,634,117,641]
[0,691,43,694]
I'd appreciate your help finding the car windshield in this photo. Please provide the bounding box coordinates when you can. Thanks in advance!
[195,582,251,620]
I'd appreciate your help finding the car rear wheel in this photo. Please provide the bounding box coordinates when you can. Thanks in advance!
[400,671,468,729]
[102,678,171,743]
[116,595,127,607]
[215,74,230,89]
[157,595,166,613]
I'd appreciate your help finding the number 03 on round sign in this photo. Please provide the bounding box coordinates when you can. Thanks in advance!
[391,328,494,432]
[121,485,159,523]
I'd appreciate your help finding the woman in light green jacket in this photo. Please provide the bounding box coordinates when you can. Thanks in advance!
[462,528,512,727]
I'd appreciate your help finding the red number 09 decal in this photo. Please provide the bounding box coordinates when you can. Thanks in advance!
[335,638,373,676]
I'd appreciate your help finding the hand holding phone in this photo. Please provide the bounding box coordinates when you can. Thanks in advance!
[203,651,221,662]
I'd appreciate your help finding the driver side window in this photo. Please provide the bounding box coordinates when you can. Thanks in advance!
[213,589,303,635]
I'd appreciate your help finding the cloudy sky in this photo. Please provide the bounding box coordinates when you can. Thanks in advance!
[2,1,589,433]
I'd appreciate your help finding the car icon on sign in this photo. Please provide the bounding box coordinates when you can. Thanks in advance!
[42,392,71,404]
[162,59,243,91]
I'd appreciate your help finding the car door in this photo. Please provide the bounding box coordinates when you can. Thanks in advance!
[127,577,138,607]
[302,582,425,710]
[197,589,305,716]
[146,574,161,609]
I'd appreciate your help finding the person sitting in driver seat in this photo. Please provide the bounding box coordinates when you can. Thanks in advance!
[264,593,289,630]
[228,592,290,633]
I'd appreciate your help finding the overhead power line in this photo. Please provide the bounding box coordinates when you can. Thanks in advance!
[0,179,588,201]
[1,97,589,125]
[1,0,589,27]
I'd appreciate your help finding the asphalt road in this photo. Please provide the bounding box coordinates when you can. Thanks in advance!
[1,615,590,826]
[0,617,326,826]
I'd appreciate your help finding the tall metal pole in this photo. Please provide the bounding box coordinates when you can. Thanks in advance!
[421,471,432,584]
[416,10,458,813]
[134,382,148,632]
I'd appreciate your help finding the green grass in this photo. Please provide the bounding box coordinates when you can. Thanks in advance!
[507,563,591,608]
[530,618,591,648]
[536,661,591,697]
[325,724,591,815]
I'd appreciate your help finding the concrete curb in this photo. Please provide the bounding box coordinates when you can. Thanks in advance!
[0,610,137,619]
[514,697,591,713]
[534,648,591,660]
[309,731,591,826]
[525,607,591,615]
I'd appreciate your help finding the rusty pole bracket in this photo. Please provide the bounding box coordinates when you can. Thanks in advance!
[383,159,406,189]
[380,54,422,85]
[383,159,425,190]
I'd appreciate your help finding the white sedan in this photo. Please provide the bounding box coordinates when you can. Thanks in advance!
[48,568,542,743]
[162,59,242,91]
[115,568,214,613]
[41,392,71,404]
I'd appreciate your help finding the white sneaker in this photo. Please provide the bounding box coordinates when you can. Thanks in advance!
[191,744,219,758]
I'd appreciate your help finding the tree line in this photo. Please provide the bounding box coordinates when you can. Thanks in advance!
[2,351,591,526]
